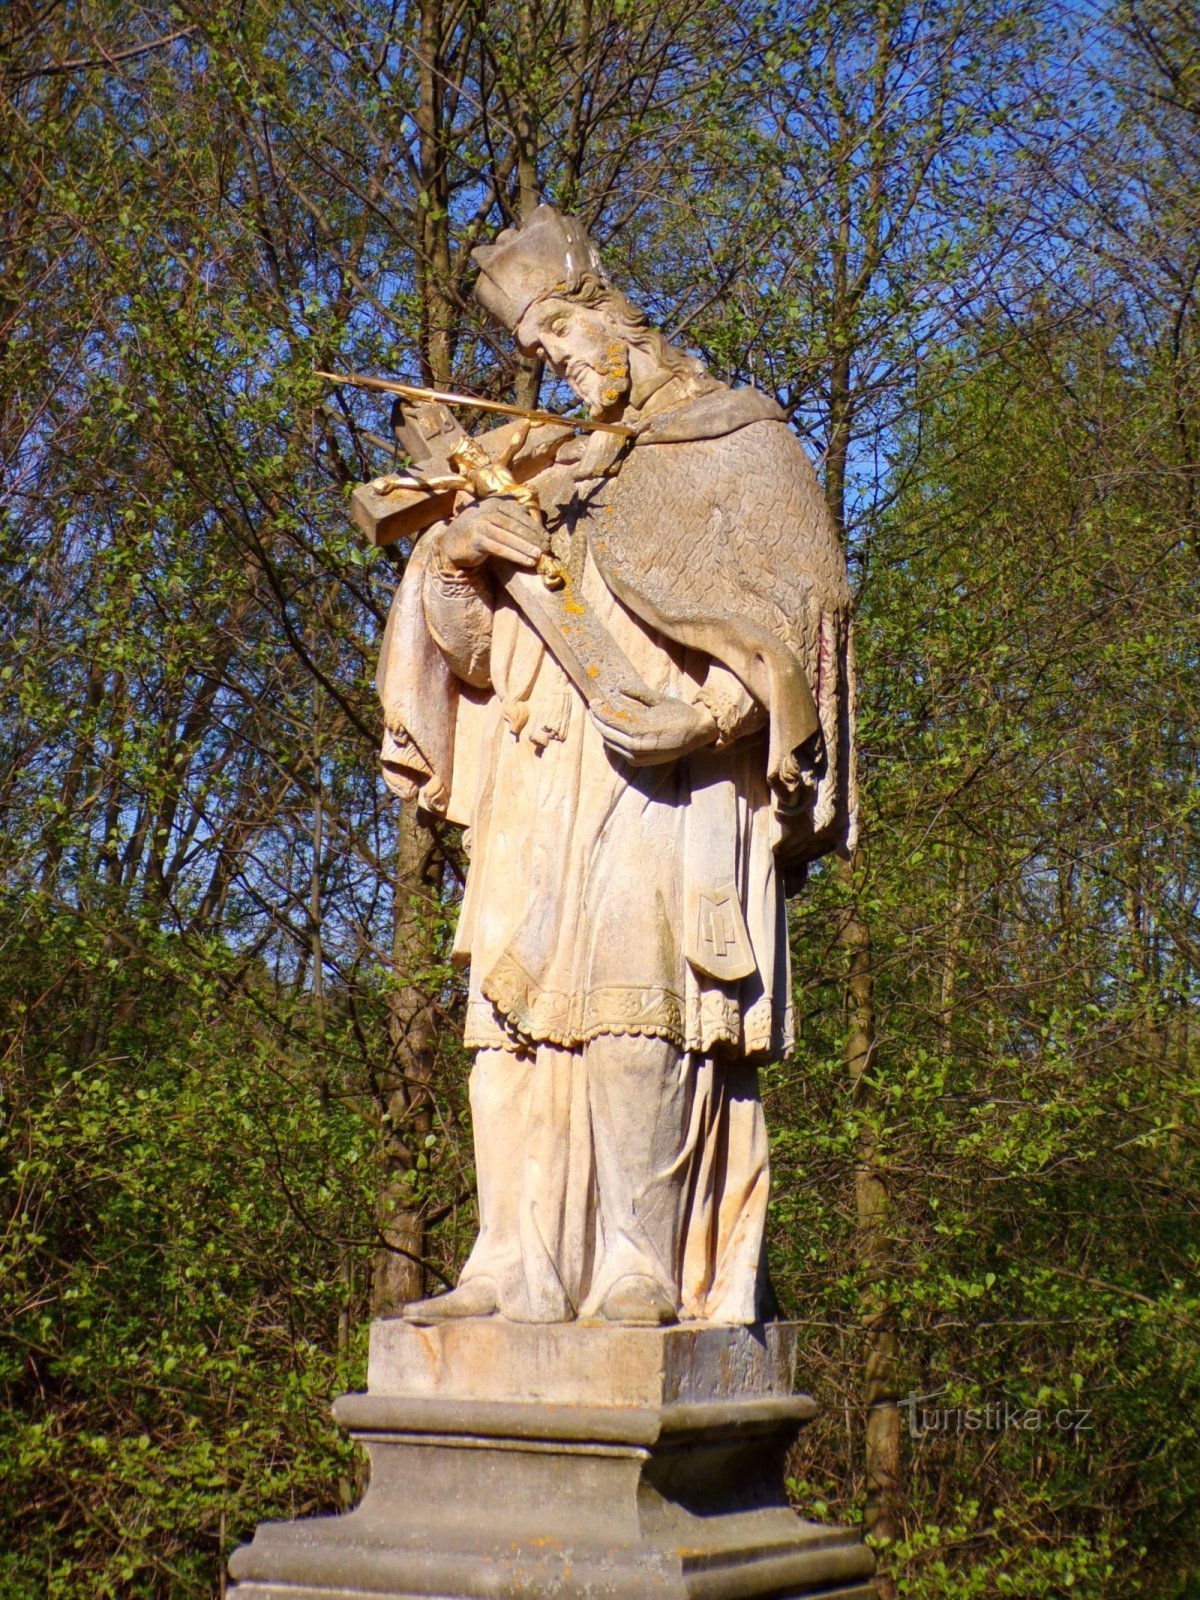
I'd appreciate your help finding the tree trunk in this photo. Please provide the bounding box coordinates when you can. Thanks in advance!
[826,242,901,1565]
[511,0,544,412]
[413,0,455,389]
[372,799,441,1315]
[371,0,453,1317]
[842,867,900,1569]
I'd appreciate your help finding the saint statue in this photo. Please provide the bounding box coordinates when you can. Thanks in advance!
[375,207,856,1328]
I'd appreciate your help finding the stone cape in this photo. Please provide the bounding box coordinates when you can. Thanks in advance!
[377,384,857,875]
[563,386,856,872]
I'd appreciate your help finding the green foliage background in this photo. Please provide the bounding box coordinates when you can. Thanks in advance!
[2,1,1197,1595]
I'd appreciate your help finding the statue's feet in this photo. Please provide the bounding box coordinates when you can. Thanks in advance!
[596,1275,678,1326]
[403,1279,499,1322]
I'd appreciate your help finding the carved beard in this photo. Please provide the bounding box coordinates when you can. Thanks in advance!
[563,341,631,414]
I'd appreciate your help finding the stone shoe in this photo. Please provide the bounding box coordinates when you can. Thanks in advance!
[596,1275,679,1326]
[402,1278,499,1322]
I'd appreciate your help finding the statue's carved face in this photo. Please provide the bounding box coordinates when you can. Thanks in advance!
[515,297,631,414]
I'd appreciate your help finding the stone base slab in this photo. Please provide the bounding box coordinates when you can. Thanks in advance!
[227,1323,875,1600]
[367,1318,803,1408]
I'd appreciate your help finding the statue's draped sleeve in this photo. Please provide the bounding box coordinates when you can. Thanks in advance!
[376,530,492,826]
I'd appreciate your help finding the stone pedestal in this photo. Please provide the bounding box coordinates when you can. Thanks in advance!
[227,1321,874,1599]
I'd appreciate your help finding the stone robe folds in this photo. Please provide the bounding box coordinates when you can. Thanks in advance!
[376,389,855,1324]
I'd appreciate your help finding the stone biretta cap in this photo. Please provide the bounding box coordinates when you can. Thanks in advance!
[472,205,605,331]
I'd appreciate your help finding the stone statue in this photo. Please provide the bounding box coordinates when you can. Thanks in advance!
[229,207,874,1600]
[375,206,856,1329]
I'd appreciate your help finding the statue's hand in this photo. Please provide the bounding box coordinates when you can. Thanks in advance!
[440,496,547,571]
[593,697,718,767]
